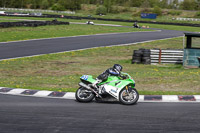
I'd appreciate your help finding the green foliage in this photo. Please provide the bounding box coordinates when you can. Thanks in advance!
[0,0,82,11]
[168,10,182,16]
[1,0,199,11]
[159,0,168,8]
[180,0,198,10]
[195,11,200,18]
[130,0,143,7]
[140,0,151,9]
[110,6,120,14]
[41,0,49,9]
[96,6,107,15]
[140,8,153,14]
[51,3,65,11]
[153,6,162,16]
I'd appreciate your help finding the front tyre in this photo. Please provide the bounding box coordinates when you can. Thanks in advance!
[119,88,139,105]
[75,87,95,102]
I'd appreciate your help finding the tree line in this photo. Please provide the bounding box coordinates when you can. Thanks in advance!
[0,0,199,11]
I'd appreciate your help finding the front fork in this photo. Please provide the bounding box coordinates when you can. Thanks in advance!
[126,86,129,93]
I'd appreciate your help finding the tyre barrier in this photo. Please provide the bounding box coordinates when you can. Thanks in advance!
[132,49,151,64]
[0,20,69,28]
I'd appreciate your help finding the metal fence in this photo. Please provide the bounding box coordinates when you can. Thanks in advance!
[175,17,200,21]
[0,7,75,14]
[150,49,184,64]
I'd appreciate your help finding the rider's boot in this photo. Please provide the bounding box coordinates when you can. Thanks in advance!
[92,79,102,88]
[92,79,103,95]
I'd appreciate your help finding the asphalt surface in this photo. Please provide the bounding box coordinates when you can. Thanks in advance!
[0,94,200,133]
[0,29,183,60]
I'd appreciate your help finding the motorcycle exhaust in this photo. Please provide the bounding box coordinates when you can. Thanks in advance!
[79,82,101,98]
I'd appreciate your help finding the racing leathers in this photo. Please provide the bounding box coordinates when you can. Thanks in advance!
[92,68,122,90]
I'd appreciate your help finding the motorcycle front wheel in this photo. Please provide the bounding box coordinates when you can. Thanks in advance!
[75,87,95,102]
[119,88,139,105]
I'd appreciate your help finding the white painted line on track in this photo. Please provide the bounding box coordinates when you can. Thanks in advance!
[0,36,182,61]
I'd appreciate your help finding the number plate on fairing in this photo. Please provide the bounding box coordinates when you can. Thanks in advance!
[81,75,88,80]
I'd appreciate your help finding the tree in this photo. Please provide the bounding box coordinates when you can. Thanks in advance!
[181,0,197,10]
[153,6,162,16]
[159,0,168,8]
[196,0,200,10]
[41,0,49,9]
[140,0,151,9]
[96,5,107,15]
[130,0,143,7]
[51,3,65,11]
[149,0,160,7]
[103,0,113,13]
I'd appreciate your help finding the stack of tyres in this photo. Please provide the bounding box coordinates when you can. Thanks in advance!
[132,50,142,64]
[132,49,151,64]
[141,49,151,64]
[0,21,70,28]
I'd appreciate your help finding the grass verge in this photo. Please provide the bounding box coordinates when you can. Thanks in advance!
[0,37,199,95]
[0,22,150,42]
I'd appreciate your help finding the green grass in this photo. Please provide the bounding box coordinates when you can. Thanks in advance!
[0,37,199,95]
[1,16,199,33]
[0,23,150,42]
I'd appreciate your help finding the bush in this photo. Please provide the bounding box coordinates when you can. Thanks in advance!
[168,10,182,16]
[153,6,162,16]
[110,6,120,14]
[195,12,200,18]
[51,3,65,11]
[132,11,141,17]
[110,6,131,14]
[96,6,107,15]
[140,8,153,14]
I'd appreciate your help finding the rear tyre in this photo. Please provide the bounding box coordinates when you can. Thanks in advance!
[75,87,95,102]
[119,88,139,105]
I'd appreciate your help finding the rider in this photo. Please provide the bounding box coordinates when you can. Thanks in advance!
[92,64,124,89]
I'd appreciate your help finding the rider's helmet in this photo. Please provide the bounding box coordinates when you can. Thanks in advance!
[113,64,123,73]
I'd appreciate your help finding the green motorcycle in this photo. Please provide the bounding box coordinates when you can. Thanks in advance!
[75,72,139,105]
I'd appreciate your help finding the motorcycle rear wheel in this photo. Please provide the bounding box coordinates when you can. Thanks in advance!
[119,88,139,105]
[75,87,95,102]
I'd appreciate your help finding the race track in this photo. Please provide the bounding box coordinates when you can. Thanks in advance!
[0,94,200,133]
[0,29,183,60]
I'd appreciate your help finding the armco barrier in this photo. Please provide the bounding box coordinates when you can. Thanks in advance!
[0,20,69,28]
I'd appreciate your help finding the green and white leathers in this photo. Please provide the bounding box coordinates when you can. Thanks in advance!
[76,72,139,105]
